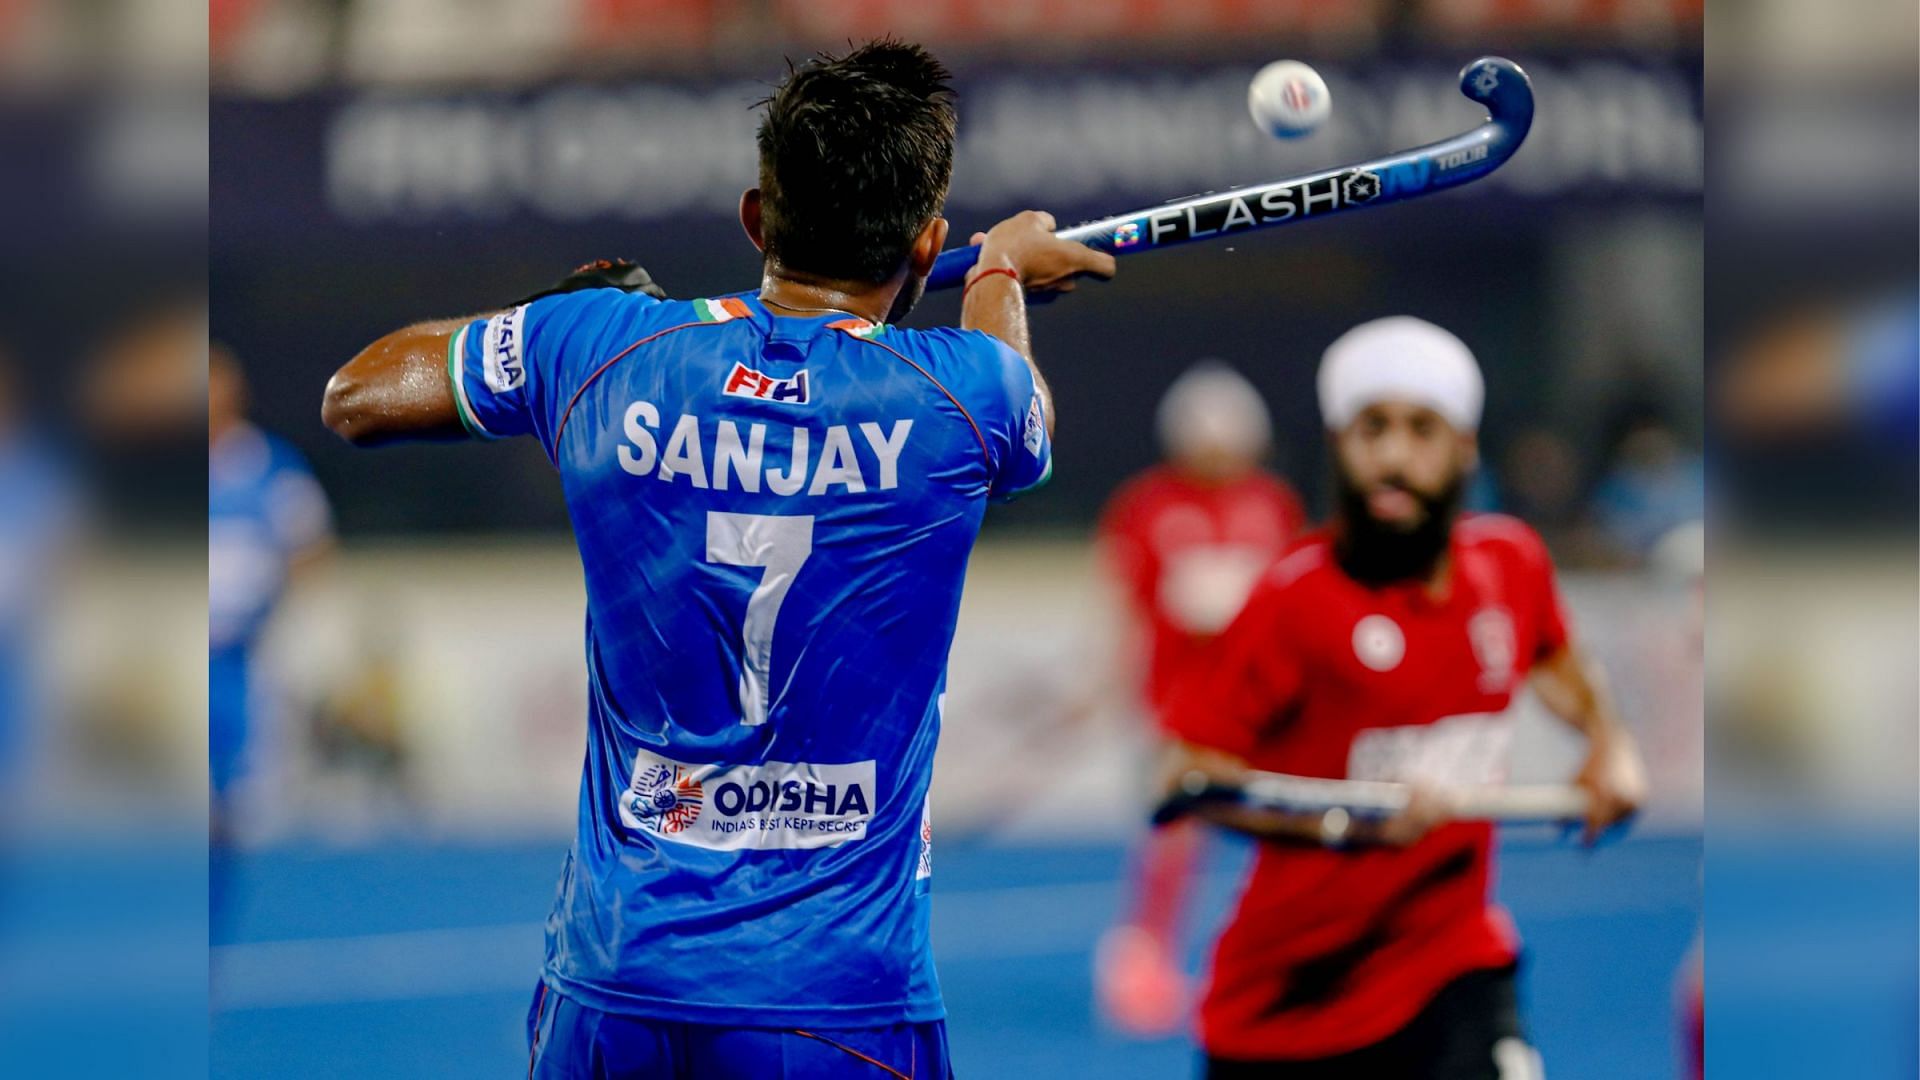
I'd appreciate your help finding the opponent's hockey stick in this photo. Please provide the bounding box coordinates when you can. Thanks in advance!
[1151,768,1589,828]
[926,56,1533,292]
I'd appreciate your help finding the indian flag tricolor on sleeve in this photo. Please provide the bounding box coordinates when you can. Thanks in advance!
[827,317,887,340]
[693,297,753,323]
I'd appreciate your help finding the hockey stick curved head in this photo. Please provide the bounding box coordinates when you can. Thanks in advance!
[926,57,1538,291]
[1458,56,1534,151]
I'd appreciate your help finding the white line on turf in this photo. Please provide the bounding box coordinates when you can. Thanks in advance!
[212,861,1687,1011]
[210,877,1160,1011]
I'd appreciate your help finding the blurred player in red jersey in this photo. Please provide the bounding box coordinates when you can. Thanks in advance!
[1161,317,1646,1078]
[1094,361,1306,1035]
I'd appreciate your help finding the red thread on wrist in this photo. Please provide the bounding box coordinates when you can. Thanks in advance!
[962,265,1021,299]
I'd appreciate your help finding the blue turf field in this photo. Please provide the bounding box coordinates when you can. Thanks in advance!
[212,833,1700,1078]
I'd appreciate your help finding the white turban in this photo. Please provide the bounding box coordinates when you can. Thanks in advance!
[1318,316,1484,432]
[1157,360,1272,461]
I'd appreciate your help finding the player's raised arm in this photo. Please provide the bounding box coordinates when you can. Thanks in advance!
[322,259,665,447]
[322,316,477,446]
[961,210,1116,438]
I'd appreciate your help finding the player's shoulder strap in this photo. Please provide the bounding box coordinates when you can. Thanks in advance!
[1454,513,1556,582]
[823,316,887,340]
[1266,536,1333,590]
[1455,512,1545,551]
[688,296,754,324]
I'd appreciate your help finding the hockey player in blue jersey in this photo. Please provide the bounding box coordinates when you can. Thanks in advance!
[211,346,334,838]
[323,40,1115,1077]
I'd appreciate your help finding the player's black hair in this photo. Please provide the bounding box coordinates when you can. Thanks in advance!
[755,39,956,284]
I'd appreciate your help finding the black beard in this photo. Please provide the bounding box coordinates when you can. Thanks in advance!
[885,274,927,325]
[1333,470,1464,585]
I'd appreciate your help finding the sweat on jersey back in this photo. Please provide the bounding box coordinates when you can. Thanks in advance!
[449,288,1050,1026]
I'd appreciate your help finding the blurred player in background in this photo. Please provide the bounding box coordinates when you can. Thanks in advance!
[209,344,333,844]
[322,41,1113,1078]
[1162,317,1646,1078]
[1589,414,1703,562]
[1648,520,1703,1080]
[0,347,76,801]
[1721,292,1918,448]
[1094,361,1305,1035]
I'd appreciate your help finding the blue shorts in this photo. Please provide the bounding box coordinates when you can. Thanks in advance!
[525,982,955,1079]
[208,647,251,800]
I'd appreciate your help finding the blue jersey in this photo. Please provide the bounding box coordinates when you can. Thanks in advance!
[209,424,333,658]
[0,433,72,775]
[209,425,332,794]
[450,290,1051,1027]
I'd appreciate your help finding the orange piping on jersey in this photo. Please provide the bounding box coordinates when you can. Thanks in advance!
[789,1029,914,1079]
[525,982,549,1078]
[834,328,991,476]
[552,320,716,449]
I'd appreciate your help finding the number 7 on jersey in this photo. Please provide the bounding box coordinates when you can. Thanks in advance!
[705,511,815,726]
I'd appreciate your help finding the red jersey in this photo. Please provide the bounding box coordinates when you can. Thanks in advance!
[1097,466,1306,717]
[1166,514,1571,1060]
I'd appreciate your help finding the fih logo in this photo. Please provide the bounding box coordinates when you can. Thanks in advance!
[724,362,810,405]
[1112,221,1143,249]
[624,764,705,835]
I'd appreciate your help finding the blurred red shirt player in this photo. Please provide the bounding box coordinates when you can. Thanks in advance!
[1163,318,1646,1078]
[1094,362,1305,1035]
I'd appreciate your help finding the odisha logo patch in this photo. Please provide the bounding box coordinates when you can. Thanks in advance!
[619,748,878,851]
[622,763,704,835]
[915,798,933,881]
